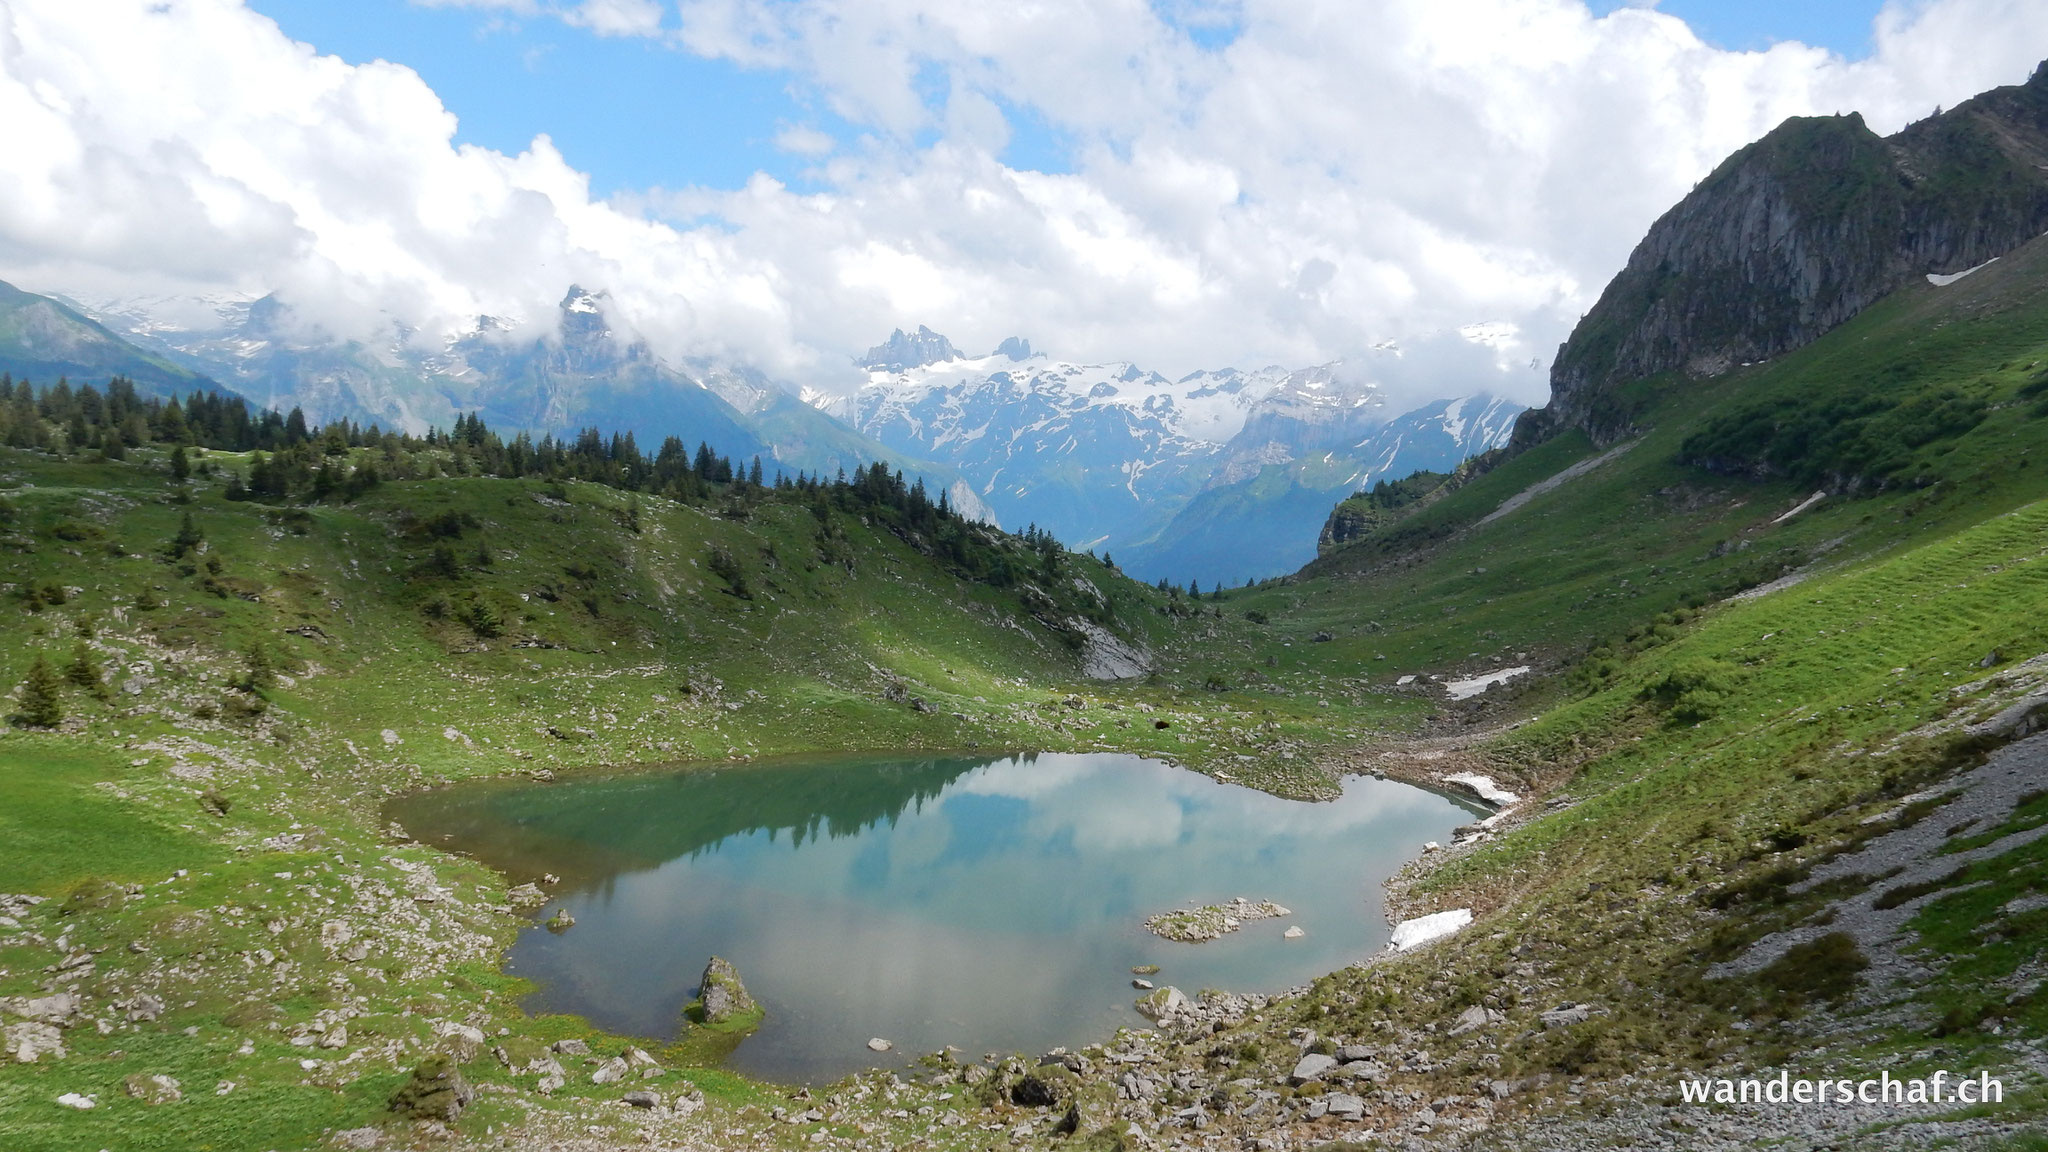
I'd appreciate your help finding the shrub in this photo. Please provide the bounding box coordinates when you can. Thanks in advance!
[1642,658,1745,724]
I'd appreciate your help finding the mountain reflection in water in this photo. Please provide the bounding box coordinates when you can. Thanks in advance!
[392,751,1481,1082]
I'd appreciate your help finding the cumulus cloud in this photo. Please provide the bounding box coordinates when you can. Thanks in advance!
[1,0,2046,408]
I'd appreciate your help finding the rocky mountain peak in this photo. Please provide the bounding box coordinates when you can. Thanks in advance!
[860,325,961,372]
[1520,58,2048,448]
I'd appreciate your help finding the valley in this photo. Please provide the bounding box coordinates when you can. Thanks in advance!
[6,50,2048,1152]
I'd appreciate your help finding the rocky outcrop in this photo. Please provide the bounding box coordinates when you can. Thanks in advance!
[697,955,756,1023]
[387,1056,475,1122]
[1521,60,2048,448]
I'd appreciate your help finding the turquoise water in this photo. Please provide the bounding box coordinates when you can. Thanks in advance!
[392,751,1480,1082]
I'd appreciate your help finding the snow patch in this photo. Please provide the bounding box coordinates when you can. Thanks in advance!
[1444,666,1530,700]
[1444,772,1519,806]
[1389,908,1472,952]
[1770,489,1827,525]
[1927,258,1997,287]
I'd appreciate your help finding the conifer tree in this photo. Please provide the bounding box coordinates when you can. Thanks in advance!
[238,643,275,694]
[64,640,108,701]
[15,656,62,727]
[167,510,204,559]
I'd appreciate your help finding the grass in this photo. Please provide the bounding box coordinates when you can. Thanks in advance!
[0,739,204,893]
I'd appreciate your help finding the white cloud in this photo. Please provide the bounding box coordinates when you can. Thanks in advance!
[412,0,662,37]
[773,124,837,156]
[2,0,2047,409]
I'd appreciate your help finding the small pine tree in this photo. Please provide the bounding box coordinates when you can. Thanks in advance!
[15,656,63,727]
[238,643,275,694]
[167,510,204,559]
[169,444,190,481]
[64,640,108,701]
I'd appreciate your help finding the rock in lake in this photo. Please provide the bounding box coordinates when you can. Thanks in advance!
[1135,985,1188,1020]
[698,956,757,1023]
[867,1038,892,1052]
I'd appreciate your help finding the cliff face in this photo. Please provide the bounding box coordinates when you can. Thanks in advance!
[1520,60,2048,447]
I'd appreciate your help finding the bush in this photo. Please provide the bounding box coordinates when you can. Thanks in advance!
[1757,931,1868,1009]
[1642,658,1745,724]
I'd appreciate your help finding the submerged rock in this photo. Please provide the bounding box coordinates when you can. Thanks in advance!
[698,956,757,1023]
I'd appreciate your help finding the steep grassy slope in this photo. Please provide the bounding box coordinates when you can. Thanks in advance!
[1244,232,2048,700]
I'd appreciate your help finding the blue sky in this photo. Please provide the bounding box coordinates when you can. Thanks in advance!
[247,0,1892,200]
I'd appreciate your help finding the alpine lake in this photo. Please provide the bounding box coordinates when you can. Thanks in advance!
[390,751,1484,1083]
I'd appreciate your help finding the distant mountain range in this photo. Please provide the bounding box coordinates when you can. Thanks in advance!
[24,285,995,522]
[0,282,1515,582]
[822,331,1520,583]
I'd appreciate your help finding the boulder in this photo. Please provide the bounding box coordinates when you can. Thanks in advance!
[432,1020,485,1061]
[123,1073,182,1104]
[1539,1002,1593,1030]
[1447,1005,1497,1036]
[5,991,80,1024]
[591,1057,628,1084]
[622,1090,662,1109]
[866,1037,892,1052]
[1289,1053,1337,1084]
[1010,1073,1063,1108]
[387,1057,474,1122]
[1325,1092,1366,1119]
[698,956,757,1023]
[5,1022,65,1063]
[1134,985,1188,1020]
[1334,1044,1375,1062]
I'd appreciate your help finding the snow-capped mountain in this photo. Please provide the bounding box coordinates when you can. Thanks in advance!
[64,288,995,521]
[832,330,1520,582]
[1118,393,1523,583]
